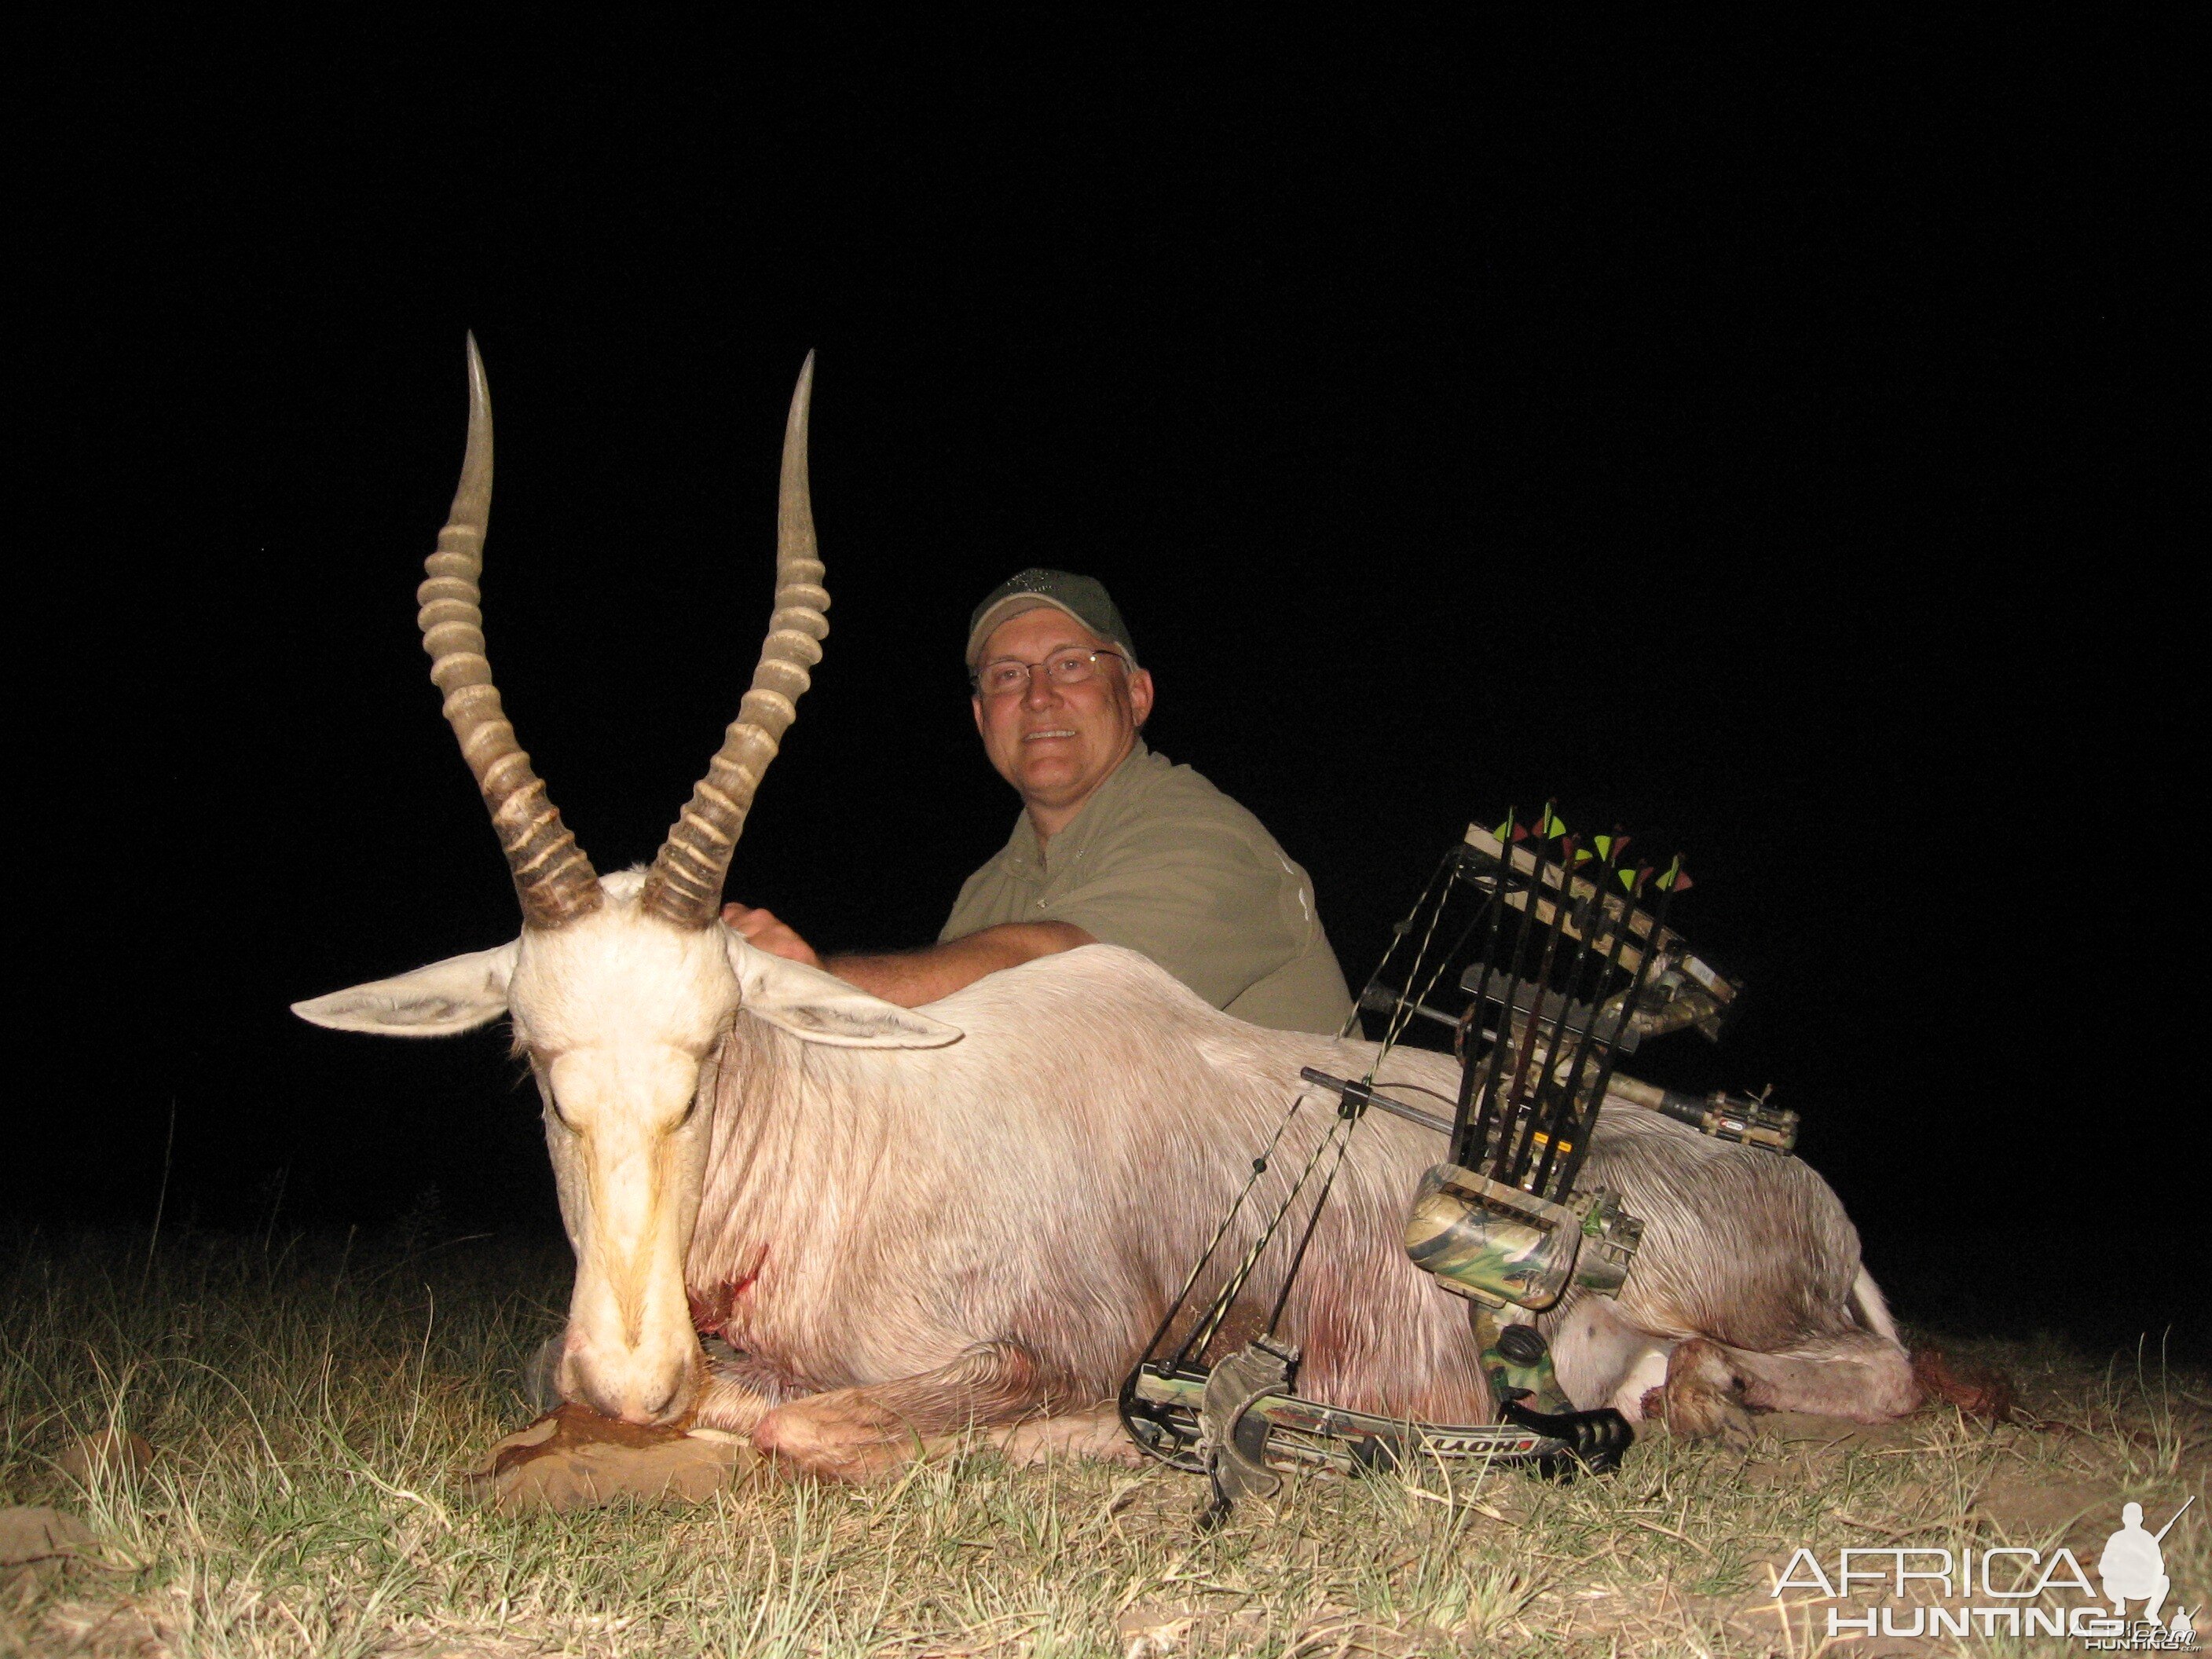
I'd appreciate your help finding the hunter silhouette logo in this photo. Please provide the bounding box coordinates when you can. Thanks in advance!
[2098,1496,2192,1635]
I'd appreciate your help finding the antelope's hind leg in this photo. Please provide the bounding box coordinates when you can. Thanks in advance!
[752,1341,1080,1481]
[1638,1329,1921,1446]
[1724,1328,1921,1423]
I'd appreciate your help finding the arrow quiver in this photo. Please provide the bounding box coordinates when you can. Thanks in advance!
[1119,807,1796,1519]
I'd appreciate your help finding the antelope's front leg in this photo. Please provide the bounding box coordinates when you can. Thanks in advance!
[693,1342,808,1433]
[752,1341,1066,1481]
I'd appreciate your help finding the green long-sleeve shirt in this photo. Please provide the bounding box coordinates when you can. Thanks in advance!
[941,741,1353,1035]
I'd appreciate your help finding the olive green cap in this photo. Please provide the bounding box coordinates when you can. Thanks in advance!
[965,569,1138,668]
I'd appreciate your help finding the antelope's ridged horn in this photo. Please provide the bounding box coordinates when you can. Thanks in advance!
[417,335,603,929]
[640,353,826,929]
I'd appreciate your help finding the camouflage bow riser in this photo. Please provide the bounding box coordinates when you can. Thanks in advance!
[1404,1163,1641,1311]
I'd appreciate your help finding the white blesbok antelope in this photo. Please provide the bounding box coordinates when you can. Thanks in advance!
[295,343,1922,1478]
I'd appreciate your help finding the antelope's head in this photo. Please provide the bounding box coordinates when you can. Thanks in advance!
[294,342,958,1424]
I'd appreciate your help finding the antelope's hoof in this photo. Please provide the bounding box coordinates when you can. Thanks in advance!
[1642,1381,1755,1448]
[1640,1339,1756,1448]
[991,1407,1144,1467]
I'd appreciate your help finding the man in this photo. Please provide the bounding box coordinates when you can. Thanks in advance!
[724,569,1353,1034]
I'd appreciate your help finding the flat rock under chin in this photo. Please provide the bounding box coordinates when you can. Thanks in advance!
[466,1402,756,1514]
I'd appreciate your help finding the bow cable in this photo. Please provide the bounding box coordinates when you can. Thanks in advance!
[1183,830,1474,1357]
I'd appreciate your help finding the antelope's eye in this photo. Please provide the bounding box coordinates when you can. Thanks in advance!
[529,1058,575,1130]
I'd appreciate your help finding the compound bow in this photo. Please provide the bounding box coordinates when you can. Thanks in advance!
[1118,808,1799,1521]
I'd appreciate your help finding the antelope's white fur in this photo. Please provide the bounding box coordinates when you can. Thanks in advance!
[298,870,1919,1467]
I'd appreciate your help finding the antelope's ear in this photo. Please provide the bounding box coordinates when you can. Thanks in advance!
[291,943,519,1036]
[726,935,963,1048]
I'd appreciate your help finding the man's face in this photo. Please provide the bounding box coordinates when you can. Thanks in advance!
[970,605,1154,832]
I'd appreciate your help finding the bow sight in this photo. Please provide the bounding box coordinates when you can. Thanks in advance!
[1119,808,1800,1522]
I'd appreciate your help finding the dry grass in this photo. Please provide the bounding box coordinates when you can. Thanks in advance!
[2,1230,2203,1657]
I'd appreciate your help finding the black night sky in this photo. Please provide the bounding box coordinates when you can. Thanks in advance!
[16,21,2195,1356]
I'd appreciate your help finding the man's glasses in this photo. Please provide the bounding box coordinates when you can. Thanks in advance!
[972,647,1129,698]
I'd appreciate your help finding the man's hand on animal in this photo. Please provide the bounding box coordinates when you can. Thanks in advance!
[820,922,1097,1008]
[719,903,824,969]
[720,903,1093,1007]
